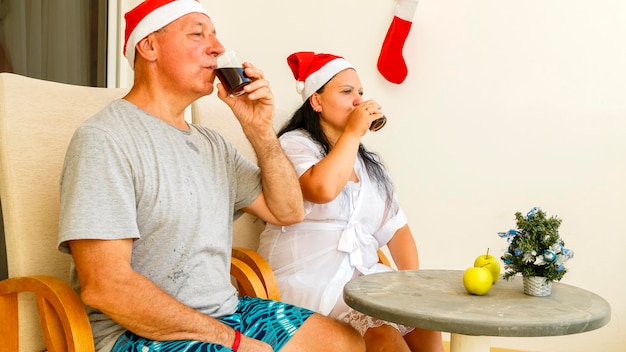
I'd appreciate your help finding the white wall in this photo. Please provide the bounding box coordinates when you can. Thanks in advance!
[115,0,626,351]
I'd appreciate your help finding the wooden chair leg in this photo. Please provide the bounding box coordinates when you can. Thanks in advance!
[0,290,19,352]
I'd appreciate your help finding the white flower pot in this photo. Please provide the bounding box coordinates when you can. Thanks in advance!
[523,276,552,296]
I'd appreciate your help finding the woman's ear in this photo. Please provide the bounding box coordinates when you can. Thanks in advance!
[310,93,322,113]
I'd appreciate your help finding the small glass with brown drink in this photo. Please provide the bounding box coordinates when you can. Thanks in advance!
[215,50,252,97]
[365,100,387,132]
[369,115,387,132]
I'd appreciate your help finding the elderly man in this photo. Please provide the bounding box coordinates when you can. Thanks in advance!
[57,1,365,351]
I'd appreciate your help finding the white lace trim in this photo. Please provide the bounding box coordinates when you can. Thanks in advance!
[340,308,415,336]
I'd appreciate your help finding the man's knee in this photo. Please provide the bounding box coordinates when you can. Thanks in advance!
[283,313,365,352]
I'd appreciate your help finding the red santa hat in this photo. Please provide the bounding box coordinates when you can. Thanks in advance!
[287,51,354,101]
[124,0,209,69]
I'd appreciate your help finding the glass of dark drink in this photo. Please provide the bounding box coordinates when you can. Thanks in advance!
[363,100,387,132]
[215,50,252,97]
[369,116,387,132]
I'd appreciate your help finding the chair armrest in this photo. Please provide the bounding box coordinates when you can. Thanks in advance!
[0,275,94,352]
[231,257,268,299]
[232,247,281,300]
[377,249,392,267]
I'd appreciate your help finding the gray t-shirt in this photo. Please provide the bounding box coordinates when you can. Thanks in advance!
[58,99,262,351]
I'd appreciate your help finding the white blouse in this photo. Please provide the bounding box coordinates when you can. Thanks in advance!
[258,130,407,317]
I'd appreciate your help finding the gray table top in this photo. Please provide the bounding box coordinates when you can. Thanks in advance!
[343,270,611,337]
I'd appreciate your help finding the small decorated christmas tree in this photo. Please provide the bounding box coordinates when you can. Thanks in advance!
[499,207,574,283]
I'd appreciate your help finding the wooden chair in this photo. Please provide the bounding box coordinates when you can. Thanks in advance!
[0,73,268,351]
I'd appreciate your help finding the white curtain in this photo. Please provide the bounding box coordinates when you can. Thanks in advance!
[1,0,91,85]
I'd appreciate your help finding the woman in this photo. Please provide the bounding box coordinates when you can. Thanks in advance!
[258,51,444,352]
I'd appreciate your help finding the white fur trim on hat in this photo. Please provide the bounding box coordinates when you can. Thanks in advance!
[124,0,209,69]
[296,81,305,94]
[301,58,353,101]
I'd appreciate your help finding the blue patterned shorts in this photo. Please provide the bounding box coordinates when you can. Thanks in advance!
[111,296,314,352]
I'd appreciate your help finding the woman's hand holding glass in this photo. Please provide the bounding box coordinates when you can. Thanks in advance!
[356,100,387,133]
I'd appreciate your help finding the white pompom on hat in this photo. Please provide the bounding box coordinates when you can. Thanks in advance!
[124,0,209,70]
[286,51,354,101]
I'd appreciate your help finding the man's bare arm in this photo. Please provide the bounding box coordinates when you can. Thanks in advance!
[69,239,271,350]
[218,62,303,225]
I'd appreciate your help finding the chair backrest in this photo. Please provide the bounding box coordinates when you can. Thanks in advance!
[191,95,290,249]
[0,73,128,351]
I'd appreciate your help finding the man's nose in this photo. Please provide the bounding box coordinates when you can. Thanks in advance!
[208,36,225,56]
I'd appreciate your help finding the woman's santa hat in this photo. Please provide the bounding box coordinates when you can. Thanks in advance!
[124,0,209,69]
[287,51,354,101]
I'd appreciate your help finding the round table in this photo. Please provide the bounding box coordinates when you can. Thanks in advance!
[343,270,611,352]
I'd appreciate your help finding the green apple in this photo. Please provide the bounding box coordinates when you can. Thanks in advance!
[473,249,501,284]
[463,267,493,295]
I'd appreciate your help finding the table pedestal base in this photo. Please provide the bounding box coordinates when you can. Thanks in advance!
[450,333,490,352]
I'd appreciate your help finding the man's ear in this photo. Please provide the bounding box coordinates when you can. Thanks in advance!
[135,33,158,64]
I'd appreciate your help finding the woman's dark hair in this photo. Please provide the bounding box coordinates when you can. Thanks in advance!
[278,87,395,207]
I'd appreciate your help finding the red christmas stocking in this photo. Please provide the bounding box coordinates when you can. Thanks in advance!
[377,0,418,84]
